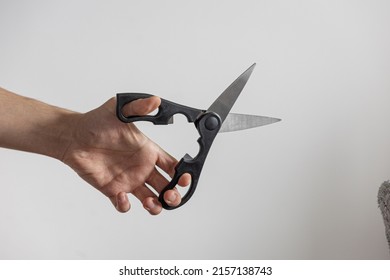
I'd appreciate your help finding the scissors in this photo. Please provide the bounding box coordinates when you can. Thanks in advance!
[116,63,280,210]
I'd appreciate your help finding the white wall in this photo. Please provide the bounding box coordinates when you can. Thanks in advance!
[0,0,389,259]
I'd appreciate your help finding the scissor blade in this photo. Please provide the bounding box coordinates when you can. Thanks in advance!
[208,63,256,124]
[219,113,281,133]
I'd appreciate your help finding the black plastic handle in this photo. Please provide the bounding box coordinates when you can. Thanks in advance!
[116,93,221,210]
[158,112,221,209]
[116,93,202,124]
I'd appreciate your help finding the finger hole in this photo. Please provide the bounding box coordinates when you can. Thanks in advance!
[150,167,187,203]
[122,96,161,116]
[178,173,191,187]
[170,173,191,202]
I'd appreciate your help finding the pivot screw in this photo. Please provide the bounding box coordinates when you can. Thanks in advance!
[205,115,219,130]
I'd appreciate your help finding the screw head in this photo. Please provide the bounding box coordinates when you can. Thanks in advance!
[205,115,219,130]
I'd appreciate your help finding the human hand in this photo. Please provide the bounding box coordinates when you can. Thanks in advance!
[62,96,191,215]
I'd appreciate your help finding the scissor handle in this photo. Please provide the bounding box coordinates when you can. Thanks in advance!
[159,111,221,209]
[116,93,202,124]
[115,92,221,210]
[158,154,201,209]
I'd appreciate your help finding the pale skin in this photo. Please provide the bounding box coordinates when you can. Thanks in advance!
[0,87,191,215]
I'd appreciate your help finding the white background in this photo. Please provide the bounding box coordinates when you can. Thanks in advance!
[0,0,389,259]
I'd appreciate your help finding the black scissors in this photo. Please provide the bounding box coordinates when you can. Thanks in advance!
[116,63,280,210]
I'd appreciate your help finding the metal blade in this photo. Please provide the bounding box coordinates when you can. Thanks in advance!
[219,113,281,133]
[208,63,256,124]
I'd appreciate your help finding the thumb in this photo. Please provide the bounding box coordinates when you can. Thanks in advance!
[122,96,161,116]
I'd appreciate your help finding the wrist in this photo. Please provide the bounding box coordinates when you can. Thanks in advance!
[42,109,82,161]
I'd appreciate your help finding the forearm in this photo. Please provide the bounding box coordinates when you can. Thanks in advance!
[0,87,81,160]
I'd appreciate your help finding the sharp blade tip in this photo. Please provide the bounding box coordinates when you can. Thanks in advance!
[269,118,282,124]
[247,63,256,73]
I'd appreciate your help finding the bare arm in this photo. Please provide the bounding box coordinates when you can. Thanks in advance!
[0,87,78,159]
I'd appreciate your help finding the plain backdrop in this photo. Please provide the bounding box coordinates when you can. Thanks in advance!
[1,0,390,259]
